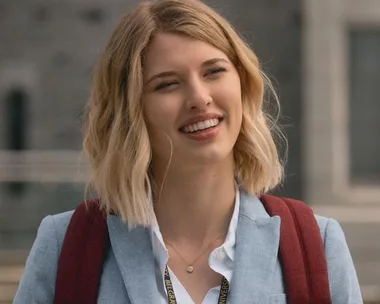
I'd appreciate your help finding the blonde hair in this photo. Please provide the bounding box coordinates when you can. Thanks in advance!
[83,0,285,226]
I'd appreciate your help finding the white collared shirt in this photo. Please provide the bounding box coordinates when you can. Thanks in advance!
[150,188,240,304]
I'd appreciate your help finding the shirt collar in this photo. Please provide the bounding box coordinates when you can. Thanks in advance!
[222,186,240,261]
[149,185,240,279]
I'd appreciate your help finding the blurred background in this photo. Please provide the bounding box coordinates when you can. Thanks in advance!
[0,0,379,302]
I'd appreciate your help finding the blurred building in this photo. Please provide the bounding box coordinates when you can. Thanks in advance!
[0,0,379,301]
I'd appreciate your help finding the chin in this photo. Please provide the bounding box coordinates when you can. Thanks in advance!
[189,147,234,165]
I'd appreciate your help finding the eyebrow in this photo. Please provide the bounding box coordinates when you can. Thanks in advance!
[144,57,229,86]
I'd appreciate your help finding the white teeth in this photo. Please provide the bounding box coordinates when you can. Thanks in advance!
[183,118,220,133]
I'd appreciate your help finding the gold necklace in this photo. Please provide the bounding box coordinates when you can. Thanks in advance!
[165,233,227,274]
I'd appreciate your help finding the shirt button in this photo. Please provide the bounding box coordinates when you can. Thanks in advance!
[216,250,226,261]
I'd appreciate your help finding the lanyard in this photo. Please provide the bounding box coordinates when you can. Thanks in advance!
[164,266,229,304]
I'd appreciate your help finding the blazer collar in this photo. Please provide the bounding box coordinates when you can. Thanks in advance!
[228,189,281,304]
[107,216,158,304]
[107,188,281,304]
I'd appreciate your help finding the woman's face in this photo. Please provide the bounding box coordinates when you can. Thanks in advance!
[142,32,242,168]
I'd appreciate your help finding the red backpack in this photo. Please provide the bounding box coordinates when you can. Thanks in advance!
[53,195,332,304]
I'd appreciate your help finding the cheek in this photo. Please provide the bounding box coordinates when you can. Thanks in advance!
[222,72,241,101]
[232,81,243,119]
[217,77,243,131]
[143,97,181,131]
[217,80,242,114]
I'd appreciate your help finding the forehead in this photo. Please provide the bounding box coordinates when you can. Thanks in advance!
[143,32,229,73]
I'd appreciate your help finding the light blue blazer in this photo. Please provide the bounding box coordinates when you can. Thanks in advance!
[14,190,363,303]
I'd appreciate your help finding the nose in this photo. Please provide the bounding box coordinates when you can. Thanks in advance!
[185,81,212,110]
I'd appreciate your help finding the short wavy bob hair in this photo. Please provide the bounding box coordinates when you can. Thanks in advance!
[83,0,285,226]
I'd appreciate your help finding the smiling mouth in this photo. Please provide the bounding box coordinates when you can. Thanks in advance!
[181,118,223,134]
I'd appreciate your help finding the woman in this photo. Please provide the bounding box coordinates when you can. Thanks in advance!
[14,0,362,303]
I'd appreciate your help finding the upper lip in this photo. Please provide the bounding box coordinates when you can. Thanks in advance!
[179,113,223,130]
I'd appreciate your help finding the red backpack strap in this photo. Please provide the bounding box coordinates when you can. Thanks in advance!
[54,200,109,304]
[260,194,331,304]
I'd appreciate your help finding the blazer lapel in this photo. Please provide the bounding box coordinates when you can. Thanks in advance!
[107,216,159,304]
[229,190,281,304]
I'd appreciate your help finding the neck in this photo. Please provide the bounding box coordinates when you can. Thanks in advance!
[152,161,236,246]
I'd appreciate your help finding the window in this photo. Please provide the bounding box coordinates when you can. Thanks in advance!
[349,29,380,185]
[0,62,89,254]
[304,0,380,205]
[4,87,28,195]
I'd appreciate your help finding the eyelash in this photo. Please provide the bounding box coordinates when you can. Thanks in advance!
[155,81,177,91]
[154,67,227,91]
[205,67,227,76]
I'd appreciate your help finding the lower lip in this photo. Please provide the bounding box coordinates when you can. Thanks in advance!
[182,122,221,141]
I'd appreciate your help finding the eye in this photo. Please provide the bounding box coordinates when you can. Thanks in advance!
[205,67,227,77]
[154,81,178,91]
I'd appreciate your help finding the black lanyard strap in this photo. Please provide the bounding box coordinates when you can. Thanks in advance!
[164,266,229,304]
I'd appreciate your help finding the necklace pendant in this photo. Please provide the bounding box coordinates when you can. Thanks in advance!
[186,266,194,273]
